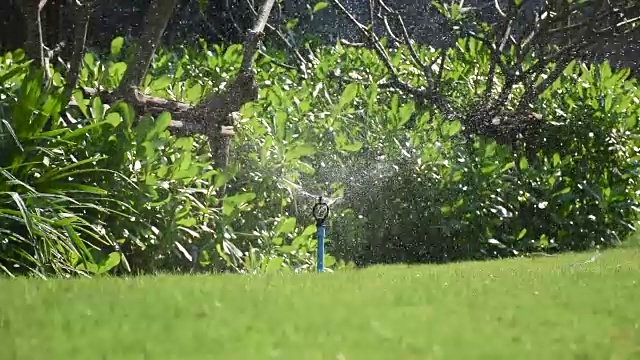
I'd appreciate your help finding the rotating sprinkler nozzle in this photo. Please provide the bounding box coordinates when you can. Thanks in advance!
[312,196,330,272]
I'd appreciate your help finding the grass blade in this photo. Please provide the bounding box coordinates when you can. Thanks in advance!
[6,192,35,238]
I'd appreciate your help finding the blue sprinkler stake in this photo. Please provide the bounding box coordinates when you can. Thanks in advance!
[312,196,329,273]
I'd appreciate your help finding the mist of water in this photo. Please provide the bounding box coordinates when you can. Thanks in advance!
[278,154,400,217]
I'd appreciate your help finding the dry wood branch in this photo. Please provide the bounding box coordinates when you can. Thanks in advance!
[36,0,48,73]
[62,0,94,106]
[516,42,589,112]
[462,0,637,114]
[241,0,275,70]
[330,0,446,110]
[494,0,506,18]
[197,1,300,71]
[377,0,435,86]
[368,0,376,34]
[241,0,307,69]
[16,0,40,62]
[175,0,277,168]
[73,87,238,138]
[118,0,179,93]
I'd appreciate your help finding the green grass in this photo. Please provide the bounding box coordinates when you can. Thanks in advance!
[1,248,639,360]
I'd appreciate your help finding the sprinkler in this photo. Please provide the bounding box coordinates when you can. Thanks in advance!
[312,196,330,273]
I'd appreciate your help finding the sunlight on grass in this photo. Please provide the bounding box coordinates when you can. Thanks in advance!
[1,247,639,359]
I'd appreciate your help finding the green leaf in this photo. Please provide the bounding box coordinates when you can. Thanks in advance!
[174,137,194,150]
[261,135,273,162]
[83,52,95,70]
[300,225,316,237]
[626,115,637,130]
[108,62,127,86]
[91,96,104,122]
[285,18,299,30]
[519,157,529,170]
[5,192,34,237]
[481,164,498,174]
[222,44,242,64]
[552,187,571,197]
[110,37,125,56]
[277,245,297,253]
[313,2,328,12]
[336,134,363,152]
[96,252,121,275]
[552,153,561,167]
[275,111,287,140]
[447,120,462,136]
[275,217,296,236]
[397,101,415,128]
[266,257,284,273]
[324,254,336,268]
[484,142,497,157]
[285,144,316,161]
[150,76,173,91]
[338,83,358,110]
[516,228,527,240]
[431,1,448,16]
[104,112,122,128]
[604,93,613,112]
[0,119,23,151]
[223,192,256,205]
[599,61,612,84]
[185,83,203,103]
[147,112,172,140]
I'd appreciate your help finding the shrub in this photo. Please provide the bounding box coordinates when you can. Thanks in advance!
[2,33,639,277]
[330,55,640,265]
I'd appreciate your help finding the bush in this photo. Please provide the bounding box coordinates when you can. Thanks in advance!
[0,44,324,277]
[329,52,640,265]
[0,52,124,277]
[1,33,639,277]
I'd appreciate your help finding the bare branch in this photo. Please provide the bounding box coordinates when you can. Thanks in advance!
[240,0,276,72]
[377,1,434,85]
[118,0,179,93]
[617,15,640,27]
[369,0,376,34]
[330,0,447,111]
[525,41,590,105]
[37,0,48,75]
[494,0,506,18]
[68,0,277,176]
[62,0,95,106]
[241,0,307,68]
[225,0,246,36]
[382,15,401,43]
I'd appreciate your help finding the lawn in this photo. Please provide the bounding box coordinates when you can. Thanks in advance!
[1,247,639,360]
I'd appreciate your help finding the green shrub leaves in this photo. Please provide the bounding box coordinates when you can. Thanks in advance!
[1,33,639,277]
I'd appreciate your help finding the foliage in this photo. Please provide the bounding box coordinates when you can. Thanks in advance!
[1,28,640,277]
[0,42,329,277]
[0,50,123,277]
[326,41,640,264]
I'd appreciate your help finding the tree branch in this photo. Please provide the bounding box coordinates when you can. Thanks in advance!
[117,0,179,93]
[62,0,95,107]
[330,0,447,110]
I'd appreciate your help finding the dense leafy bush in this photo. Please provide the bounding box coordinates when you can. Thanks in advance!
[328,44,640,265]
[1,31,639,277]
[0,44,328,277]
[0,51,123,277]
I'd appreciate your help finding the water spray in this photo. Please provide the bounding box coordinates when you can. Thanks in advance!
[312,196,329,273]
